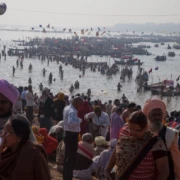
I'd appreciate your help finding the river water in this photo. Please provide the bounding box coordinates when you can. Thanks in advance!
[0,31,180,112]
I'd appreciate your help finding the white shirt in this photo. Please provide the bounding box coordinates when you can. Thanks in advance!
[63,104,82,132]
[26,91,34,106]
[84,112,110,138]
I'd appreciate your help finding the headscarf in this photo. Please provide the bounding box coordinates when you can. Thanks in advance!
[0,79,19,104]
[143,98,166,118]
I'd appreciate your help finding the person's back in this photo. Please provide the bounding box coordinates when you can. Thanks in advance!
[106,101,112,116]
[26,90,34,106]
[110,108,124,139]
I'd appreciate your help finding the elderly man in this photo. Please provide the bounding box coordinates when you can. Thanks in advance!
[92,138,117,180]
[63,96,84,180]
[0,79,36,141]
[73,133,94,180]
[143,98,180,180]
[85,106,110,138]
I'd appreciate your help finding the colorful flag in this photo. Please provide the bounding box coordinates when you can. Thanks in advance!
[101,31,106,36]
[74,32,78,36]
[148,68,152,74]
[155,67,159,70]
[176,76,180,81]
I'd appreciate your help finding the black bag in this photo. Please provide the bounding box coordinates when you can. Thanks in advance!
[119,137,158,180]
[159,126,175,180]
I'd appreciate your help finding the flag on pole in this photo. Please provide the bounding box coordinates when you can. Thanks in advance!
[148,68,152,74]
[155,67,159,70]
[176,76,180,81]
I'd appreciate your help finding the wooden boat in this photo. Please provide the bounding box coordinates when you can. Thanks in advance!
[151,88,160,95]
[173,44,180,49]
[155,55,166,61]
[168,52,175,57]
[115,59,143,65]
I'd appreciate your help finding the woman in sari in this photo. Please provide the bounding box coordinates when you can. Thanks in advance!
[105,111,169,180]
[0,115,51,180]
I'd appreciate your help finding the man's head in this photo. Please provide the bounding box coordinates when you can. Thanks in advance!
[127,102,136,113]
[113,99,120,106]
[0,79,19,117]
[72,97,84,111]
[82,133,93,144]
[116,107,123,115]
[143,99,166,132]
[94,106,102,117]
[109,100,112,104]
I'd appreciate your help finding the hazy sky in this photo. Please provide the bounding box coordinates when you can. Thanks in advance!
[1,0,180,27]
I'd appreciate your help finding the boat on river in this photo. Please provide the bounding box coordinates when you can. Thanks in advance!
[155,55,166,61]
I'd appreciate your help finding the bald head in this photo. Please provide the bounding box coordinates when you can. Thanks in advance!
[72,97,83,111]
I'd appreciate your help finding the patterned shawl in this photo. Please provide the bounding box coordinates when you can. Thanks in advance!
[116,128,153,178]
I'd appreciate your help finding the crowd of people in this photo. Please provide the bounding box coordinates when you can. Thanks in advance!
[0,78,180,180]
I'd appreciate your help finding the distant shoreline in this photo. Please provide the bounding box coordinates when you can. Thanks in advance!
[0,29,64,33]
